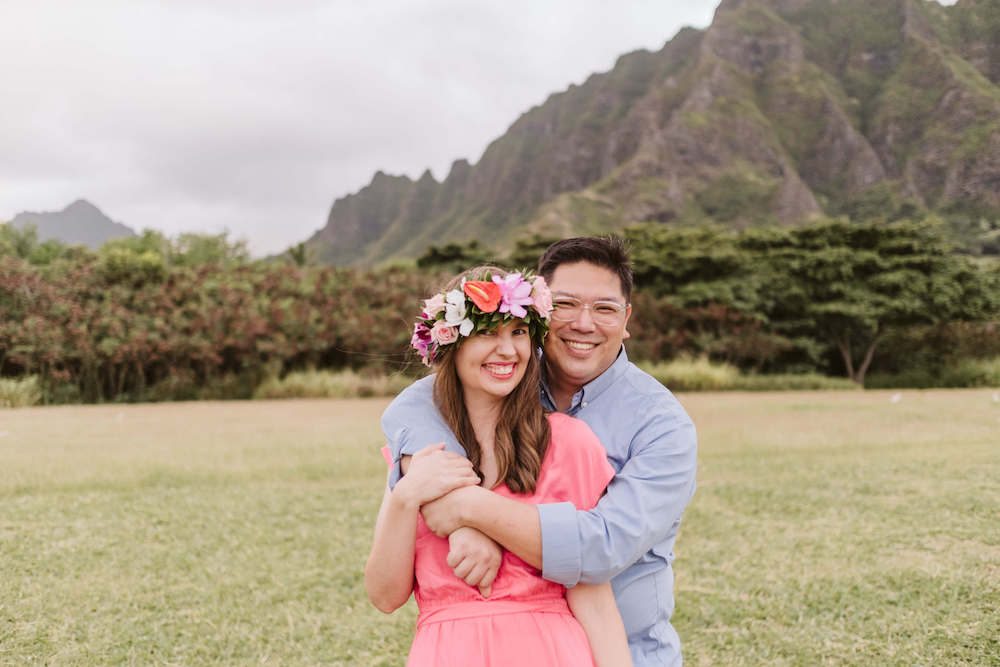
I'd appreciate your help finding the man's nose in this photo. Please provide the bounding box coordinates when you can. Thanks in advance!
[570,306,597,331]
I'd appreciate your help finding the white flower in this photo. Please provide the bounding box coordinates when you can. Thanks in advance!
[445,289,474,336]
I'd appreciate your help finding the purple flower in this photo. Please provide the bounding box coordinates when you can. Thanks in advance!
[411,321,434,365]
[493,273,534,318]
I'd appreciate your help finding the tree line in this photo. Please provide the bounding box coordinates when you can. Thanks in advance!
[1,216,998,404]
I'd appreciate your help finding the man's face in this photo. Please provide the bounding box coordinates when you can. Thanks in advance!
[543,261,632,389]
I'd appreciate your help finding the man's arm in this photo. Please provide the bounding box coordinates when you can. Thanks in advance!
[381,375,464,488]
[421,486,543,568]
[422,402,697,586]
[540,408,697,585]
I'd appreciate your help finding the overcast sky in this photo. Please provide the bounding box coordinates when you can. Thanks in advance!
[0,0,955,256]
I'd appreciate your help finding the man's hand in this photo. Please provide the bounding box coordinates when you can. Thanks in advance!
[421,485,476,536]
[447,527,502,598]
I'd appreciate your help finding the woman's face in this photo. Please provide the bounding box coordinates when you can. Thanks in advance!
[454,320,532,406]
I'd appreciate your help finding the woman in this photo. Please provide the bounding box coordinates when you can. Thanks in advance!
[365,267,632,666]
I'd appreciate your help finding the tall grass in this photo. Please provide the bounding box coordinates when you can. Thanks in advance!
[638,358,859,392]
[0,375,42,407]
[253,369,417,400]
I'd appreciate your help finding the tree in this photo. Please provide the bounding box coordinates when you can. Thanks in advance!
[742,218,998,384]
[416,240,493,273]
[285,241,315,267]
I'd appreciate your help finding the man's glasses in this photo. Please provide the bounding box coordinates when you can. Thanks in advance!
[551,297,628,325]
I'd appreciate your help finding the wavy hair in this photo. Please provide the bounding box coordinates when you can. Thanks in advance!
[430,266,550,493]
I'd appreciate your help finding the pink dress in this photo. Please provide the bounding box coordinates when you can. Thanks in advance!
[399,412,615,667]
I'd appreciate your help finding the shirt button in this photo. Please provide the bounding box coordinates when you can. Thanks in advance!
[581,401,588,407]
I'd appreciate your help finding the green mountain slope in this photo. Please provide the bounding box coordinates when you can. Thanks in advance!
[310,0,1000,266]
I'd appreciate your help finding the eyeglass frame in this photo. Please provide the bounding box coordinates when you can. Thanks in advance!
[549,295,630,325]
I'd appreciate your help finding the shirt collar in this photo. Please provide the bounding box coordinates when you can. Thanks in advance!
[540,345,629,412]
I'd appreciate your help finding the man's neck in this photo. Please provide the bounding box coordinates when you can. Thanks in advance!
[544,365,583,412]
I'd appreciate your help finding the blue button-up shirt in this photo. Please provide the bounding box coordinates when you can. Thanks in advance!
[381,347,698,667]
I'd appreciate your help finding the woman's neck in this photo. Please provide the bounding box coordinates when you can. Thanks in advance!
[464,393,501,487]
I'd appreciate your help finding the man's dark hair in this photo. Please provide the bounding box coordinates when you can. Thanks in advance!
[537,236,633,302]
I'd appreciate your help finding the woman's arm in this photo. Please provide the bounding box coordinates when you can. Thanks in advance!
[364,444,479,613]
[364,471,420,613]
[566,582,632,667]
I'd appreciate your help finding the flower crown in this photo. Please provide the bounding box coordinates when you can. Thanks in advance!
[411,270,553,366]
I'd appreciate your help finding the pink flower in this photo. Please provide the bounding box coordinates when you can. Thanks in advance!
[423,293,446,317]
[430,320,459,346]
[411,321,433,364]
[493,273,534,319]
[530,276,553,319]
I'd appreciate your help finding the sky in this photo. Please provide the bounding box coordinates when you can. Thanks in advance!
[1,0,723,256]
[1,0,957,257]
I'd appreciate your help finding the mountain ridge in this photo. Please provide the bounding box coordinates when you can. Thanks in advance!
[310,0,1000,266]
[10,199,135,249]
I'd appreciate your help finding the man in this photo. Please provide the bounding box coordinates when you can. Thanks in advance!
[382,237,697,666]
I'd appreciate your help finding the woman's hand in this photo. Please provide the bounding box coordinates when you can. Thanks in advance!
[395,443,480,507]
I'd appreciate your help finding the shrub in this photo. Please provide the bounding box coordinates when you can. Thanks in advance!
[941,357,1000,387]
[866,356,1000,388]
[0,375,43,407]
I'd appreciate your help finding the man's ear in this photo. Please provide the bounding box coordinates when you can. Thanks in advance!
[622,304,632,340]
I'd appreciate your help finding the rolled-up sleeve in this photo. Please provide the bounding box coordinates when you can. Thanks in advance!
[540,404,697,586]
[380,375,465,487]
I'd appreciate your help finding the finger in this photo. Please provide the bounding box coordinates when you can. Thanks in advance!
[479,563,499,589]
[452,557,474,581]
[478,582,492,598]
[452,564,474,582]
[463,563,488,587]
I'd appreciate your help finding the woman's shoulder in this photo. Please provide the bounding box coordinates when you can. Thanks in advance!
[538,412,613,508]
[545,412,604,455]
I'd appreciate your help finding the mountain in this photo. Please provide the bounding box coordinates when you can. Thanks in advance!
[310,0,1000,266]
[11,200,135,249]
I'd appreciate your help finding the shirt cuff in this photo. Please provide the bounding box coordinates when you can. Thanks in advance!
[387,426,416,488]
[539,501,582,586]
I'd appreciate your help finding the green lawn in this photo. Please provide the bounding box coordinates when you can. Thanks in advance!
[1,391,997,665]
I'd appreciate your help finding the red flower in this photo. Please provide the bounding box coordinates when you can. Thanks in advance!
[463,280,502,313]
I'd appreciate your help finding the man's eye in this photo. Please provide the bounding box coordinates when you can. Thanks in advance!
[595,304,618,314]
[553,300,577,308]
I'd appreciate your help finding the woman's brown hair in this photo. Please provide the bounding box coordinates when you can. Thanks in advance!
[430,267,550,493]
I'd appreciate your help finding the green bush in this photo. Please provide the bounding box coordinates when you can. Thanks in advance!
[866,356,1000,388]
[0,375,43,407]
[253,369,416,400]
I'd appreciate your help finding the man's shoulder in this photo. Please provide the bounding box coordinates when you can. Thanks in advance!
[388,373,435,406]
[613,361,687,410]
[604,361,696,440]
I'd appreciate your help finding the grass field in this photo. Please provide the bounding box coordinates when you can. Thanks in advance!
[1,391,998,665]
